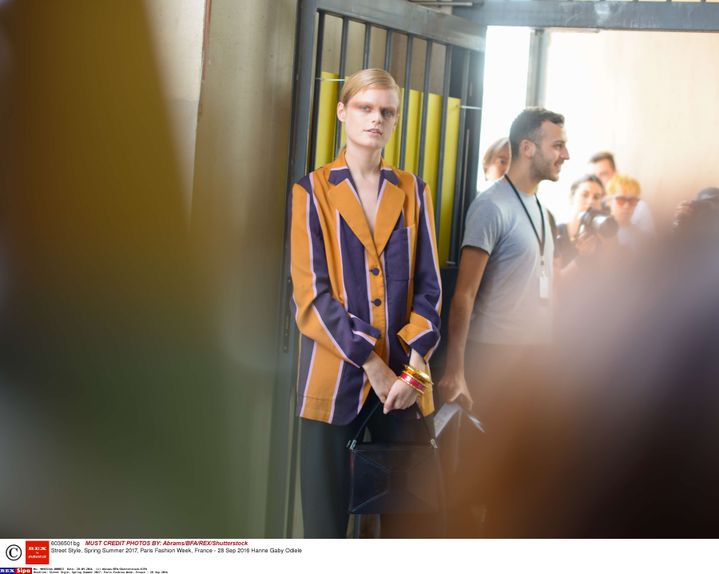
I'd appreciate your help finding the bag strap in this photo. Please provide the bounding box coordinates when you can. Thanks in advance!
[348,400,438,449]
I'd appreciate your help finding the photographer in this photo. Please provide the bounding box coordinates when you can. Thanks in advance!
[555,175,617,270]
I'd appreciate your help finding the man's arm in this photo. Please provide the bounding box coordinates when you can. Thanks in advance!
[438,246,490,409]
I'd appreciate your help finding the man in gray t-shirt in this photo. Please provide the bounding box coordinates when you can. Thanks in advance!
[439,107,569,536]
[462,176,554,346]
[439,107,569,411]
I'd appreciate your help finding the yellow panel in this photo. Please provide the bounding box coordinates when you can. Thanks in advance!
[438,96,461,267]
[403,89,421,173]
[314,71,339,169]
[420,92,442,203]
[383,87,403,167]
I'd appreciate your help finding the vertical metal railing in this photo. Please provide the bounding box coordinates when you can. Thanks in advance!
[333,16,350,157]
[398,34,413,171]
[417,40,433,179]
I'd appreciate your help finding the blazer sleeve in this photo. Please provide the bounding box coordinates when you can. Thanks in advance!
[290,179,381,368]
[397,181,442,360]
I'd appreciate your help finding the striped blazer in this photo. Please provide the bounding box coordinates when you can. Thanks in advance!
[290,151,442,424]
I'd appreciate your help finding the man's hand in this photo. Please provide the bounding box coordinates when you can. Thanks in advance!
[438,369,473,411]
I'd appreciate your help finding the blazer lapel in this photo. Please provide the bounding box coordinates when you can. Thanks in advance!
[373,179,405,255]
[328,178,377,257]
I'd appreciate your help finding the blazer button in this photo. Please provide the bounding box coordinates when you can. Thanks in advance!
[372,298,382,306]
[370,267,380,276]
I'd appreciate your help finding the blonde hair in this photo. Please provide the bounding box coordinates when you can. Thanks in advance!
[339,68,400,106]
[482,137,510,173]
[606,174,641,198]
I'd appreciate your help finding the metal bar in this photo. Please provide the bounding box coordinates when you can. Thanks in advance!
[308,12,326,171]
[317,0,485,51]
[384,29,393,71]
[525,28,548,107]
[417,40,432,179]
[460,49,483,238]
[457,1,719,33]
[448,48,470,265]
[399,35,413,171]
[333,16,350,156]
[362,23,371,69]
[269,0,318,538]
[435,44,452,239]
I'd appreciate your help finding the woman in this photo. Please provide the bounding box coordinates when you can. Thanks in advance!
[289,69,442,538]
[481,137,511,183]
[555,174,605,267]
[606,173,648,252]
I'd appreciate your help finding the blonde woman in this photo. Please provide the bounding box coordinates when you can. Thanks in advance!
[606,174,649,252]
[290,69,442,537]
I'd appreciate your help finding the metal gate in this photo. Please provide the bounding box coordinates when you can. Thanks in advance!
[268,0,486,537]
[269,0,719,538]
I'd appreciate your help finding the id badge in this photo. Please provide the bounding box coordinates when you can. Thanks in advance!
[539,273,550,300]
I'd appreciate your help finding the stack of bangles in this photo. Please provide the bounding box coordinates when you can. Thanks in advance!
[398,364,433,396]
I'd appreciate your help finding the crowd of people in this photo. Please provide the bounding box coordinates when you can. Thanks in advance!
[289,67,719,539]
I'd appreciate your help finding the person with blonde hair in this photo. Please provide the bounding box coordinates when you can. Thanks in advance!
[482,137,511,183]
[606,173,650,251]
[289,68,442,537]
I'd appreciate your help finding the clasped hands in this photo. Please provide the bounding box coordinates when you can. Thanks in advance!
[363,349,428,414]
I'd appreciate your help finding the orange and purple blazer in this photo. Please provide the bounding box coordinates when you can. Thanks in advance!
[290,152,442,424]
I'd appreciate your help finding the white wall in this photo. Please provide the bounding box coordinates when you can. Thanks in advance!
[539,29,719,225]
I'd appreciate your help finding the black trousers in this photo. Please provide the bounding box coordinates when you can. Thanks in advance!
[299,392,438,538]
[447,343,552,537]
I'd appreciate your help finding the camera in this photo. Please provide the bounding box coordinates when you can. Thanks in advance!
[578,208,618,239]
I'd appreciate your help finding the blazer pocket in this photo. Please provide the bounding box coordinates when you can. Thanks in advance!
[384,226,413,281]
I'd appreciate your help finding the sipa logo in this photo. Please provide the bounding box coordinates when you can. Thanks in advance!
[5,545,22,561]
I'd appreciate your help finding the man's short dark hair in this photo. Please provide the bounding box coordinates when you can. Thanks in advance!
[509,107,565,157]
[589,151,616,170]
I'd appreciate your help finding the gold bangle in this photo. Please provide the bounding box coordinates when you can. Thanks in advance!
[403,364,433,387]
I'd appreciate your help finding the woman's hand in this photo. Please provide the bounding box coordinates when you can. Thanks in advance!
[362,352,396,403]
[383,379,420,413]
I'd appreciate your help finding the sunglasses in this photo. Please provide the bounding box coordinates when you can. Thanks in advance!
[613,196,639,206]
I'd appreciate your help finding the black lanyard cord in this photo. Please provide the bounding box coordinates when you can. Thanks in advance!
[504,174,546,259]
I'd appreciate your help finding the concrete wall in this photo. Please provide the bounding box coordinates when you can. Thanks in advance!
[539,30,719,225]
[145,0,206,214]
[191,0,297,537]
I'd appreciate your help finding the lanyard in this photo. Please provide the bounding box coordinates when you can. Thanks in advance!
[505,174,546,260]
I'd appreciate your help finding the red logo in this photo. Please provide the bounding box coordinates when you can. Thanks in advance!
[17,569,33,574]
[25,541,49,565]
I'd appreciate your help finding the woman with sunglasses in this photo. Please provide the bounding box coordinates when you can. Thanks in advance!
[606,174,649,252]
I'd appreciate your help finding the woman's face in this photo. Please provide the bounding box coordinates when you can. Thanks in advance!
[485,146,510,181]
[337,87,399,152]
[609,190,640,227]
[572,180,603,214]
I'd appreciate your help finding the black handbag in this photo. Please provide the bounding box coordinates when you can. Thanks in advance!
[347,402,445,516]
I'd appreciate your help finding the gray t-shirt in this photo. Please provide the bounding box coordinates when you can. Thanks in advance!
[462,177,554,345]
